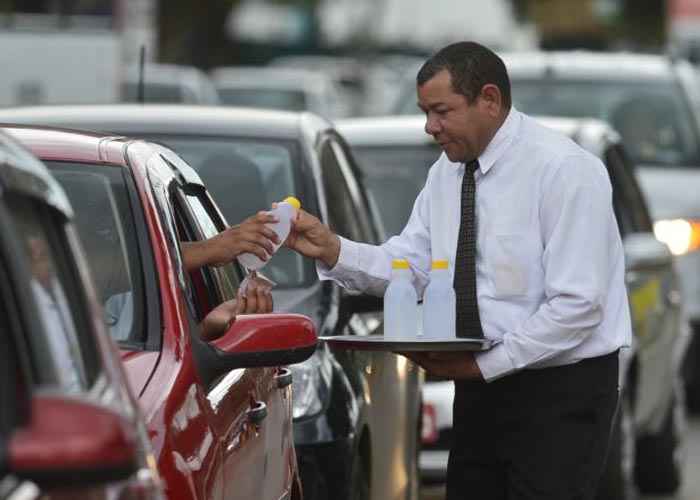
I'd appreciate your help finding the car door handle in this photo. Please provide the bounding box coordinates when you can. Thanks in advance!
[246,401,267,425]
[275,367,293,389]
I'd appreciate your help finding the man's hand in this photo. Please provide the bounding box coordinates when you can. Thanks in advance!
[398,351,484,381]
[285,209,341,268]
[200,273,274,341]
[237,272,274,314]
[182,211,279,271]
[200,298,243,341]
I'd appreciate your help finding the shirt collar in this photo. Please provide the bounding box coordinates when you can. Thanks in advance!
[473,106,521,175]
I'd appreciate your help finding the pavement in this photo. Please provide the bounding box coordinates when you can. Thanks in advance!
[420,417,700,500]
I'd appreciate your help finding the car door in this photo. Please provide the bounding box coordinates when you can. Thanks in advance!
[318,133,421,500]
[0,191,156,500]
[607,144,681,424]
[169,182,286,500]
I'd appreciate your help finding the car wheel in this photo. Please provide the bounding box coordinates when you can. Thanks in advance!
[595,391,636,500]
[635,390,685,494]
[350,452,370,500]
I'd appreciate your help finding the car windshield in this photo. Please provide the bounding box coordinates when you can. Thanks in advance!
[352,145,439,236]
[510,78,700,167]
[44,162,143,345]
[146,135,307,288]
[217,87,308,111]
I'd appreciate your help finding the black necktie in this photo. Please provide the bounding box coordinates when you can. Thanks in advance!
[453,159,484,339]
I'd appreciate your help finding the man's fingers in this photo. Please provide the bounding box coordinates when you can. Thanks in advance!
[244,291,258,313]
[240,241,270,262]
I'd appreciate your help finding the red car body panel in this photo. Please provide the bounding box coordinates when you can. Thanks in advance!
[8,126,300,500]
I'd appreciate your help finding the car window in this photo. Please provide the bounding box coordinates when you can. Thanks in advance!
[5,194,100,393]
[44,162,148,347]
[352,144,437,237]
[320,137,378,244]
[145,135,308,288]
[510,78,700,167]
[181,188,242,302]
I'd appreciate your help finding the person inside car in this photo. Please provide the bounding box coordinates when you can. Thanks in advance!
[106,210,279,341]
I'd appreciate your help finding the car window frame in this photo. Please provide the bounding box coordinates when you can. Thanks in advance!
[605,143,654,235]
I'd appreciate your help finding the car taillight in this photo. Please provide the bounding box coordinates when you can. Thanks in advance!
[421,403,438,444]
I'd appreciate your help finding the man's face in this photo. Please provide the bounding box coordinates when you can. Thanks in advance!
[417,69,489,163]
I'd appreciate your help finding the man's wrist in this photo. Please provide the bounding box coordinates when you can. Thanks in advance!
[320,234,341,268]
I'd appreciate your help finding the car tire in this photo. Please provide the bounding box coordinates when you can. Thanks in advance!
[350,452,370,500]
[634,393,684,494]
[595,392,636,500]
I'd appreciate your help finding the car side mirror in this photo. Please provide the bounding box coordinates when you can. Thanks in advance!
[623,232,673,271]
[8,395,138,486]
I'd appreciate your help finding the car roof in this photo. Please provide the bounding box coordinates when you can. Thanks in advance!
[338,113,619,159]
[501,50,679,81]
[211,66,334,91]
[0,130,73,217]
[0,105,333,141]
[0,124,205,190]
[335,115,434,146]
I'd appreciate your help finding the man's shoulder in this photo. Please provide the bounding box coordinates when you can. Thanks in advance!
[517,113,602,171]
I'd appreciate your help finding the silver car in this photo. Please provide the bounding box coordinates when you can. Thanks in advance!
[502,51,700,412]
[338,114,687,498]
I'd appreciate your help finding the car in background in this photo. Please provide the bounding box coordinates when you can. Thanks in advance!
[210,66,350,119]
[0,131,163,499]
[2,124,317,500]
[338,114,687,498]
[511,52,700,412]
[122,63,220,105]
[269,55,367,116]
[0,105,422,500]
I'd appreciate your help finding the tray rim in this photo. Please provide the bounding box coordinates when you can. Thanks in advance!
[319,334,497,352]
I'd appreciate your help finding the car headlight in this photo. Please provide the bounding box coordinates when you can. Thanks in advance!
[653,219,700,256]
[290,344,333,420]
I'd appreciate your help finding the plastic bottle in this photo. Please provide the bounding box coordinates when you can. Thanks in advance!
[237,196,301,271]
[383,259,418,339]
[422,260,456,339]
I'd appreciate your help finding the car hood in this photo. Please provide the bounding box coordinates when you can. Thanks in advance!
[635,166,700,220]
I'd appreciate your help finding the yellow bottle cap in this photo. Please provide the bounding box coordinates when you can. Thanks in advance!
[432,260,449,270]
[392,259,410,270]
[283,196,301,210]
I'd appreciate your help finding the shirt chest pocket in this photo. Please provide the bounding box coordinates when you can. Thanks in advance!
[485,233,540,298]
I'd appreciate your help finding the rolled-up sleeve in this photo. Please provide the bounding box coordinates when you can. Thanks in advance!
[475,153,615,381]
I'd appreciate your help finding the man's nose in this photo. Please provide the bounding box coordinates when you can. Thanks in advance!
[425,114,441,135]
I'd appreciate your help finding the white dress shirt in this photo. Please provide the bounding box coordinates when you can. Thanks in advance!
[319,108,632,381]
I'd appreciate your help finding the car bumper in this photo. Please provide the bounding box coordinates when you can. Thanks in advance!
[295,438,353,500]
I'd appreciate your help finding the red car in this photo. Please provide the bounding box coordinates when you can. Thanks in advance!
[0,130,163,499]
[3,125,317,500]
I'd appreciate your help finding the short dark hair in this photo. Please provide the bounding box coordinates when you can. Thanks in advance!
[417,41,511,109]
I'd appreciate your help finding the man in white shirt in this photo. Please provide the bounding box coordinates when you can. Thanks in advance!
[286,41,631,499]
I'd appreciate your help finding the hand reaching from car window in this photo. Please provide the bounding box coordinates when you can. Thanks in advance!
[181,211,280,271]
[200,272,274,341]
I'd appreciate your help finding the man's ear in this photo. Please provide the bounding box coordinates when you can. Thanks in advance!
[479,84,503,117]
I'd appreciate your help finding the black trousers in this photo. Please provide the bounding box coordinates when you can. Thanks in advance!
[447,351,619,500]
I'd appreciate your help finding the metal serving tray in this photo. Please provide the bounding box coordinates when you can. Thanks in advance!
[319,335,497,352]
